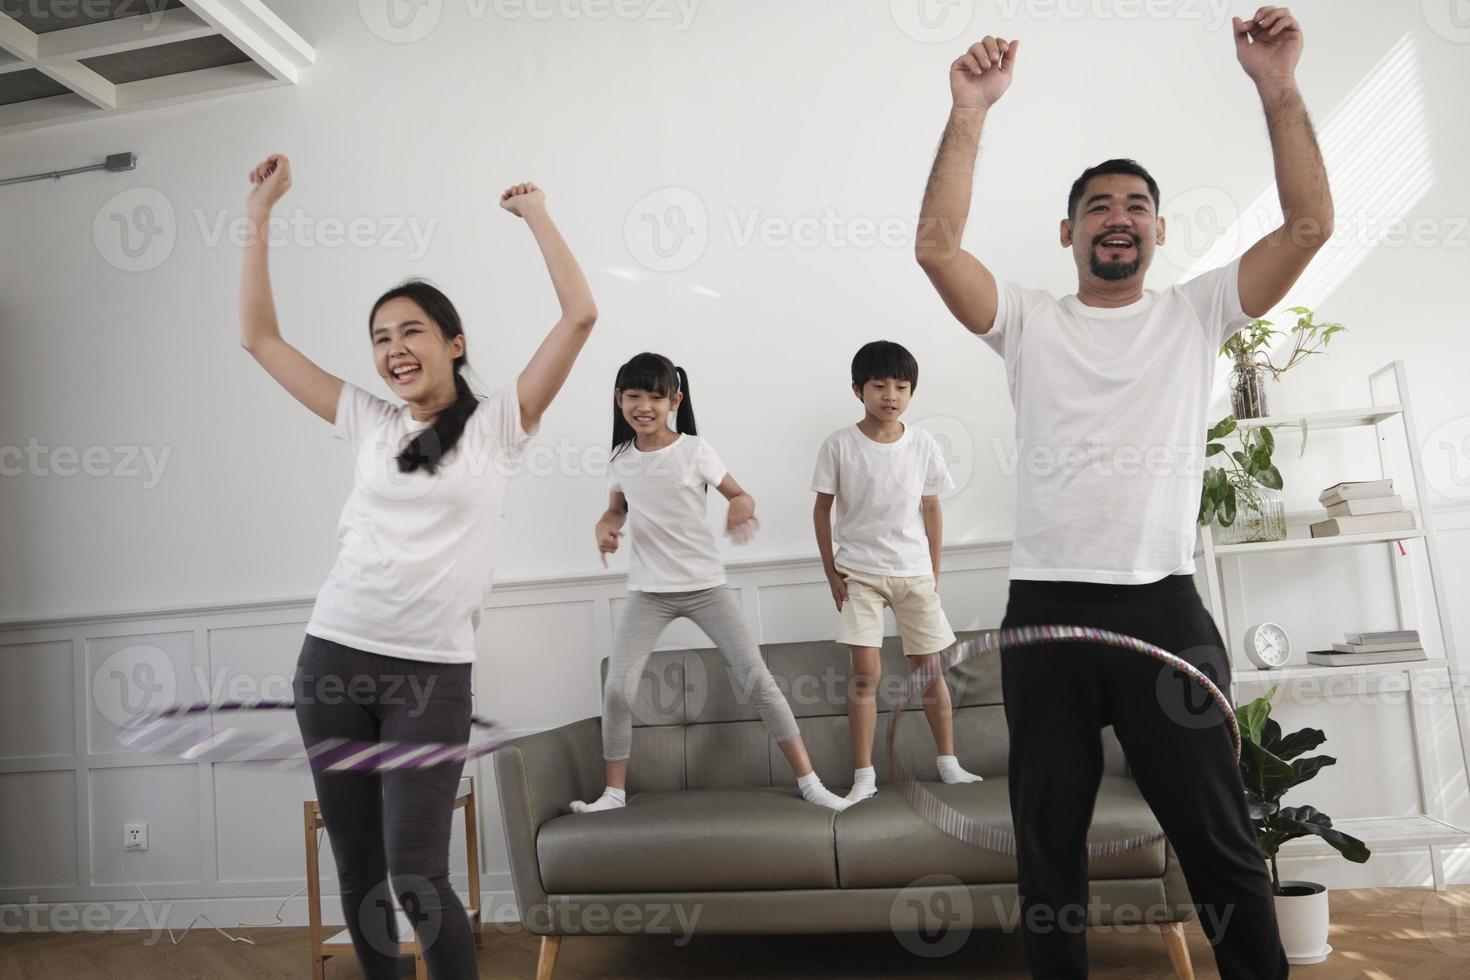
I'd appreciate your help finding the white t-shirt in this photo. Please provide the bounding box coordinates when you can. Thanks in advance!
[305,382,537,663]
[810,423,956,578]
[977,257,1252,584]
[608,434,730,593]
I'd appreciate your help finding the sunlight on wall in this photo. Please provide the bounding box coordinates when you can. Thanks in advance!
[1164,35,1433,401]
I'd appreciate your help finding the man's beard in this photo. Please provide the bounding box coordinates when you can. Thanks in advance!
[1091,254,1141,280]
[1090,243,1142,281]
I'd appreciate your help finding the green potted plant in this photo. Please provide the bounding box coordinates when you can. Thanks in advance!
[1221,306,1347,419]
[1198,416,1306,543]
[1238,687,1371,965]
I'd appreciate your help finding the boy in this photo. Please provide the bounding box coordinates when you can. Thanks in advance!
[812,340,982,803]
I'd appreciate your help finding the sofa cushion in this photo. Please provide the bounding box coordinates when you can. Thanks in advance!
[682,646,765,724]
[834,776,1167,888]
[599,648,691,727]
[623,726,687,794]
[685,720,772,789]
[538,787,840,893]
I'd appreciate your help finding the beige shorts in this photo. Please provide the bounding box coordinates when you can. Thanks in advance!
[834,563,957,657]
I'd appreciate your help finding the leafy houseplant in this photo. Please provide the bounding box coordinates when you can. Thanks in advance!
[1238,687,1371,887]
[1198,416,1305,543]
[1238,687,1370,964]
[1220,306,1347,419]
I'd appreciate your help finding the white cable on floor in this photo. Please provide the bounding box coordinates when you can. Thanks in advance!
[119,845,256,947]
[117,827,326,945]
[239,829,326,928]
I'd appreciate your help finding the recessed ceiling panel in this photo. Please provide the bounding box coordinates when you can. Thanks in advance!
[0,67,70,106]
[0,1,311,133]
[81,33,250,84]
[0,0,188,35]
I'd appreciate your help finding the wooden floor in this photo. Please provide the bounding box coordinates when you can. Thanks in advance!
[3,887,1468,978]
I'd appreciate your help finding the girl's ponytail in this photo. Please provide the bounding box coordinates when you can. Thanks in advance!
[673,365,698,438]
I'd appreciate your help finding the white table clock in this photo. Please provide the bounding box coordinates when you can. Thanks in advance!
[1244,622,1291,669]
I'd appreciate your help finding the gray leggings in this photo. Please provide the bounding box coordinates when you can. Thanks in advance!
[293,634,477,980]
[603,586,801,761]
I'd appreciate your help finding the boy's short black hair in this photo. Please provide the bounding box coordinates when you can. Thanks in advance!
[1066,158,1160,221]
[851,340,919,393]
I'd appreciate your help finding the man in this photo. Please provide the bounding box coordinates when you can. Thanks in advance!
[915,8,1331,979]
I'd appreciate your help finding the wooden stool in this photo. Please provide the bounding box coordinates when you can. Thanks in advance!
[304,777,483,980]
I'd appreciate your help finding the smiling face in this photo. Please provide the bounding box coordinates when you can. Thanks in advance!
[853,377,912,422]
[1062,172,1165,285]
[617,386,682,437]
[370,296,463,406]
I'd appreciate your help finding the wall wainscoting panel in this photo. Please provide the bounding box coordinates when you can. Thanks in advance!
[2,517,1468,926]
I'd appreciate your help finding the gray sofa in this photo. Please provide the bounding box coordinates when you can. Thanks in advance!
[492,629,1198,979]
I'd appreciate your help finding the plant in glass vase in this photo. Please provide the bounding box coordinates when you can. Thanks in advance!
[1221,307,1347,419]
[1198,416,1308,544]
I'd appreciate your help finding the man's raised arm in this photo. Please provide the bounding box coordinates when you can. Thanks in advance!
[1232,6,1334,318]
[916,36,1018,337]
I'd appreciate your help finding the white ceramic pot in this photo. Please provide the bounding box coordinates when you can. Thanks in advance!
[1274,880,1331,965]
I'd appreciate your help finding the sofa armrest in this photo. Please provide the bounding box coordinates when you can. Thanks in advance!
[491,716,604,930]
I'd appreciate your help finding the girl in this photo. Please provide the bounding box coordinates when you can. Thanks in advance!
[240,155,596,980]
[571,353,851,814]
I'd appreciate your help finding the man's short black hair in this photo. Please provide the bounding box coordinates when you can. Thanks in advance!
[851,340,919,392]
[1067,158,1161,221]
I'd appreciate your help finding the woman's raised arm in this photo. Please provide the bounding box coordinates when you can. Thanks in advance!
[501,182,599,433]
[239,154,343,424]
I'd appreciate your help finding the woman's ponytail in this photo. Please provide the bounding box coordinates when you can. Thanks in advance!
[397,365,478,475]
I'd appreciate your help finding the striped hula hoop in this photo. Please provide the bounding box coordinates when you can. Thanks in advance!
[885,625,1240,857]
[115,700,504,772]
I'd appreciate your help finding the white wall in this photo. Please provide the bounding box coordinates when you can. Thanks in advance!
[3,0,1468,620]
[3,0,1470,920]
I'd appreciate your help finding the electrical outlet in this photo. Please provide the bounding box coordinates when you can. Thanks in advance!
[124,823,148,851]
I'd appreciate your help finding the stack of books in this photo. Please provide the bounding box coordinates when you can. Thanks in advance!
[1306,630,1427,667]
[1311,480,1416,538]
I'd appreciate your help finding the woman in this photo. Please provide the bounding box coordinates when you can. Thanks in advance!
[240,154,596,979]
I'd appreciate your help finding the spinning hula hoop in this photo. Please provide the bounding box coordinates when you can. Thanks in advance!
[885,625,1240,857]
[116,700,504,772]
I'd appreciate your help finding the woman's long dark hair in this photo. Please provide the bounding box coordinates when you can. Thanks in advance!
[368,279,480,476]
[610,352,697,460]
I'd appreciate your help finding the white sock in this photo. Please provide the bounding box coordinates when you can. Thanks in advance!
[846,765,878,802]
[570,787,627,813]
[797,772,853,811]
[937,755,983,784]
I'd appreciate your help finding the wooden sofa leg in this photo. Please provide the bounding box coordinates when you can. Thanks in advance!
[1158,922,1195,980]
[536,935,562,980]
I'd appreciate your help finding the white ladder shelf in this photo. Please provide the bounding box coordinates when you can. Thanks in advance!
[1196,360,1470,891]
